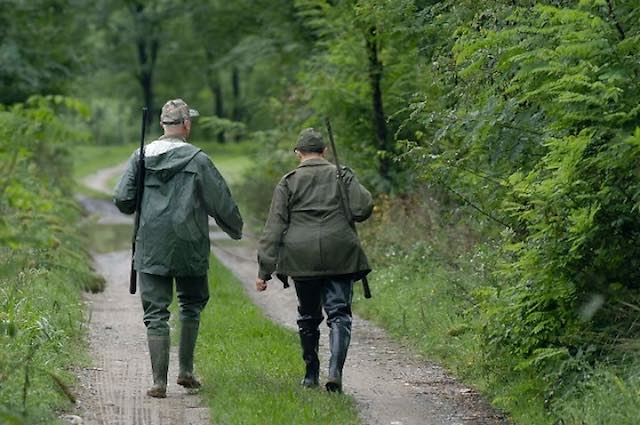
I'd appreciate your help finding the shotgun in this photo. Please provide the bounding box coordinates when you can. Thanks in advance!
[324,118,372,299]
[130,107,148,294]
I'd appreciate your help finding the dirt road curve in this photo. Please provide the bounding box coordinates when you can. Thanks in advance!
[73,163,507,425]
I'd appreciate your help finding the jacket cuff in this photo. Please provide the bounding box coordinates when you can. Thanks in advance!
[258,270,272,281]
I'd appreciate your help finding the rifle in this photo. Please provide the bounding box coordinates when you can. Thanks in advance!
[129,107,148,295]
[324,118,372,299]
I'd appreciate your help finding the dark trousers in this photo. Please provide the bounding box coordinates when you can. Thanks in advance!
[293,276,354,334]
[139,273,210,336]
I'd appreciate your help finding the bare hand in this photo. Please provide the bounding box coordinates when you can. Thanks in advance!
[256,278,268,292]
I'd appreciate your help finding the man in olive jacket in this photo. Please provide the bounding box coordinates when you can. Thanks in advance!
[114,99,243,398]
[256,128,373,393]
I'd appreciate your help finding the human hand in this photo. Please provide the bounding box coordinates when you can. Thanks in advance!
[256,278,268,292]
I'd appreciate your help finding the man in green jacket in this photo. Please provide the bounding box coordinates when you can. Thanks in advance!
[114,99,243,398]
[256,128,373,393]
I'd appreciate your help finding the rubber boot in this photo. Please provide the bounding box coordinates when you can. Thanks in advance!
[299,329,320,388]
[326,323,351,393]
[147,335,170,398]
[177,321,201,389]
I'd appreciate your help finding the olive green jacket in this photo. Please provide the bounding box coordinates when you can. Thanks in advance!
[113,136,243,277]
[258,157,373,281]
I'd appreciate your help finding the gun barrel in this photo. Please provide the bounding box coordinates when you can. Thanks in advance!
[130,107,148,295]
[324,117,372,299]
[324,117,341,171]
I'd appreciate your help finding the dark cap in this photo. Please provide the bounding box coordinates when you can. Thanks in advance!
[294,128,325,152]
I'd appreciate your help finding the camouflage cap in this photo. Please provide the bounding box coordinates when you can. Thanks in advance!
[160,98,199,125]
[294,128,325,152]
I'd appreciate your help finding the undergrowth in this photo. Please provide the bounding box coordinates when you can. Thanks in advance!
[0,96,101,424]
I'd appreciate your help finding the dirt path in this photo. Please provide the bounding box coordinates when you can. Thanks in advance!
[83,162,127,195]
[76,163,507,425]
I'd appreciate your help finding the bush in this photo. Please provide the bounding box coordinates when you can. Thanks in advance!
[0,96,97,423]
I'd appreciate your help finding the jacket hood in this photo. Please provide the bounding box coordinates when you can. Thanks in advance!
[143,137,201,182]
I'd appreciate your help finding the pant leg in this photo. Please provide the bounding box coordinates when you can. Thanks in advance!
[175,275,210,323]
[323,276,354,389]
[293,279,324,332]
[139,272,174,337]
[175,275,209,379]
[323,276,353,329]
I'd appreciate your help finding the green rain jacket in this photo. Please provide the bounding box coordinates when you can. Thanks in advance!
[258,157,373,281]
[114,136,243,277]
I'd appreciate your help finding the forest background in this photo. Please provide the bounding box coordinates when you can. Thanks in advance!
[1,0,640,424]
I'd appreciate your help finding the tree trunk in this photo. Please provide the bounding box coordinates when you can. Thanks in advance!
[204,47,226,143]
[232,66,241,121]
[133,2,159,128]
[366,26,390,180]
[213,81,225,143]
[232,66,242,141]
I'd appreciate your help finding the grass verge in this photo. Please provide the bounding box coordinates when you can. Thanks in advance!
[195,256,360,425]
[0,209,100,424]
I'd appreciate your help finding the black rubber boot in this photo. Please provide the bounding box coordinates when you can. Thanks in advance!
[326,322,351,393]
[147,335,170,398]
[299,329,320,388]
[177,321,201,389]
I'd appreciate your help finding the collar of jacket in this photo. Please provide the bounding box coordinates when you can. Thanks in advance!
[159,134,187,143]
[297,157,331,168]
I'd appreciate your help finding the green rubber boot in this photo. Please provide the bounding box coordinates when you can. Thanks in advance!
[147,335,170,398]
[177,321,201,389]
[326,323,351,393]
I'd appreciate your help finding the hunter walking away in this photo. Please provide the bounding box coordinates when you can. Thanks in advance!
[256,127,373,393]
[113,99,243,398]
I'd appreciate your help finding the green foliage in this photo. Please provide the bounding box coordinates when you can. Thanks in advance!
[445,2,640,363]
[0,0,87,104]
[0,96,90,247]
[387,1,640,421]
[198,116,247,141]
[553,363,640,425]
[0,97,97,422]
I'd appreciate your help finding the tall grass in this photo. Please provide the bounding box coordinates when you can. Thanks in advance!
[1,96,102,424]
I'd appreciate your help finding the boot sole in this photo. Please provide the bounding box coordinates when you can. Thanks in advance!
[147,389,167,398]
[301,380,320,388]
[325,382,342,393]
[177,378,201,389]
